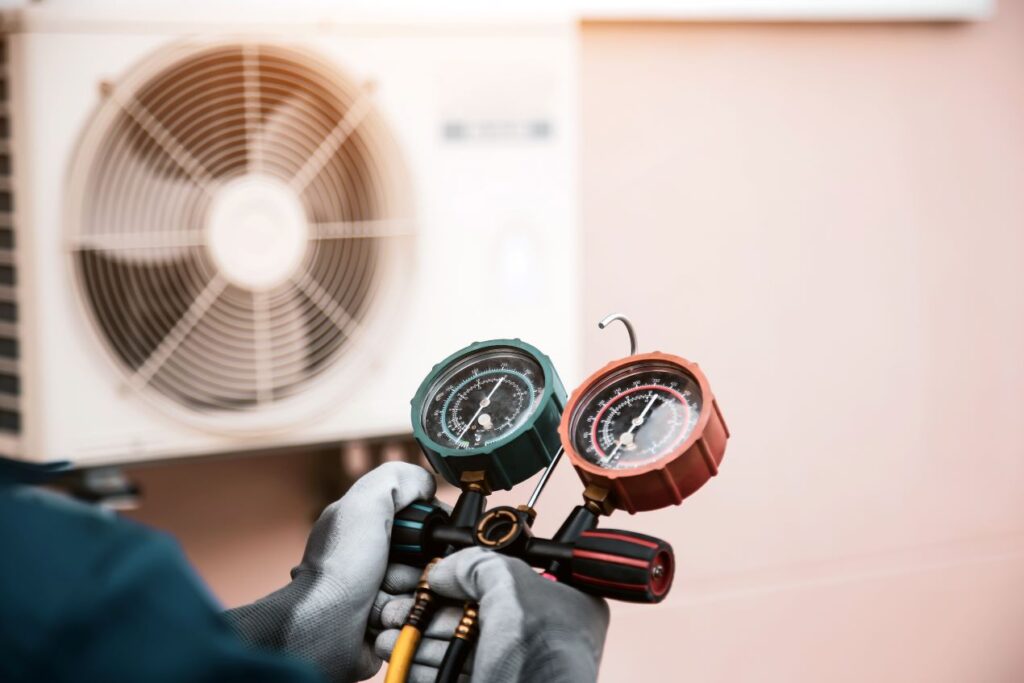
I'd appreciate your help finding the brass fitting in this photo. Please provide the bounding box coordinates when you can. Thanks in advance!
[406,559,440,629]
[582,483,615,517]
[459,470,492,496]
[515,504,537,525]
[453,602,479,641]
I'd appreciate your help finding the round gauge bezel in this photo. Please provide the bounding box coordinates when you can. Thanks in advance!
[561,352,714,482]
[411,339,559,460]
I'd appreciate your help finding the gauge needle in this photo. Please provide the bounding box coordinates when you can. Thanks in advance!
[600,393,659,465]
[456,377,505,443]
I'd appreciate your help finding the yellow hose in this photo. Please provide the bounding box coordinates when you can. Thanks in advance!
[384,624,423,683]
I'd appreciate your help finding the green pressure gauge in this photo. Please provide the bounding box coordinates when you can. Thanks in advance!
[411,339,566,491]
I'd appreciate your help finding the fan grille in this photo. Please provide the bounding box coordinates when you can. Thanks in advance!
[68,43,411,417]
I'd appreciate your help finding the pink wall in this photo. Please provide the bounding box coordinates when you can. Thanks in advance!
[129,7,1024,681]
[574,9,1024,682]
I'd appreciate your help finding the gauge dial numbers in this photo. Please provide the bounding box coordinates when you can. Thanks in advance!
[560,352,728,513]
[411,339,567,491]
[420,350,544,450]
[575,374,702,471]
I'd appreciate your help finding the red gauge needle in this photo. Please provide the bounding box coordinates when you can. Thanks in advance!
[600,392,658,465]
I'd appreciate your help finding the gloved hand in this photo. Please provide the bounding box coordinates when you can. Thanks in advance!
[224,462,437,683]
[374,547,610,683]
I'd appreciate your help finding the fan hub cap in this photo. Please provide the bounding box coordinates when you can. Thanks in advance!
[206,175,309,291]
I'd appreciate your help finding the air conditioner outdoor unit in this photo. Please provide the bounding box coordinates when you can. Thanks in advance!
[0,4,580,465]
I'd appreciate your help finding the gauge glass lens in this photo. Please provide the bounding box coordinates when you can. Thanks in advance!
[571,362,702,470]
[421,348,545,450]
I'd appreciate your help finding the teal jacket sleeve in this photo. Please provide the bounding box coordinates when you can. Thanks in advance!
[0,485,324,683]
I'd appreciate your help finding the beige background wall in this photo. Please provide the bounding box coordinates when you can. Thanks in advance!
[129,7,1024,681]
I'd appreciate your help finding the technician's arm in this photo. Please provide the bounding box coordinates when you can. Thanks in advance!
[0,485,322,683]
[69,532,326,683]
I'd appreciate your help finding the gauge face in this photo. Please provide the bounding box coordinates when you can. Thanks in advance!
[571,362,703,470]
[420,347,545,450]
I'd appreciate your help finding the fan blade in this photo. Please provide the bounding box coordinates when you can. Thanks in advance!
[311,219,411,241]
[289,91,373,194]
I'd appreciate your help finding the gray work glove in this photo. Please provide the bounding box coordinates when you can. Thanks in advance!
[224,462,437,683]
[374,547,610,683]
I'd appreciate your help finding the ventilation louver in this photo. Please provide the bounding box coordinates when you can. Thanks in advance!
[65,43,411,426]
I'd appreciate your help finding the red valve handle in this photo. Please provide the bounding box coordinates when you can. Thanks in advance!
[569,529,674,603]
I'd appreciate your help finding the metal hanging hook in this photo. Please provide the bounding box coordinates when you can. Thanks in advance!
[598,312,638,356]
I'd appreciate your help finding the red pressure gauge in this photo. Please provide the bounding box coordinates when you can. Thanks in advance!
[560,332,729,513]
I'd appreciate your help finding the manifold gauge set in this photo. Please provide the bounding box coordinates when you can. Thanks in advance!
[384,314,729,683]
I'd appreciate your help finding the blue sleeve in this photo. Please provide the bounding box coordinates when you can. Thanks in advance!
[0,487,324,683]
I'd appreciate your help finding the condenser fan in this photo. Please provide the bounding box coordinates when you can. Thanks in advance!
[65,42,412,426]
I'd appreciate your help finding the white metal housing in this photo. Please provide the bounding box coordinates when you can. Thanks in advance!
[1,5,580,464]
